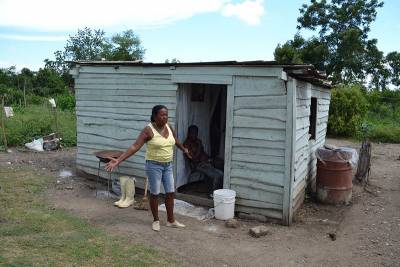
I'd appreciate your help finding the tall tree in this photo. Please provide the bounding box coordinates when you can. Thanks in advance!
[45,28,145,86]
[275,0,386,86]
[104,30,145,61]
[386,51,400,87]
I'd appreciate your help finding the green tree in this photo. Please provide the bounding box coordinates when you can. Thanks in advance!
[275,0,386,86]
[45,28,145,86]
[33,68,67,96]
[386,51,400,87]
[104,30,145,61]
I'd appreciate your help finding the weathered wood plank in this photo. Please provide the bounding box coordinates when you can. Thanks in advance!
[296,85,311,100]
[234,95,287,110]
[232,146,285,157]
[77,107,176,118]
[173,66,283,77]
[231,168,284,187]
[231,185,283,205]
[76,78,173,85]
[234,76,285,96]
[230,177,283,194]
[234,108,286,121]
[236,198,282,211]
[235,205,283,219]
[79,66,164,74]
[231,153,284,166]
[77,112,150,121]
[76,89,177,97]
[233,115,286,130]
[223,83,235,189]
[232,137,285,149]
[232,128,286,141]
[77,94,176,103]
[76,100,176,110]
[75,83,176,90]
[283,77,296,225]
[231,161,285,174]
[78,127,140,141]
[78,73,172,80]
[78,117,147,131]
[171,74,232,85]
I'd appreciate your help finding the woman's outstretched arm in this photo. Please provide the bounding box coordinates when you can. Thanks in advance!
[105,127,152,172]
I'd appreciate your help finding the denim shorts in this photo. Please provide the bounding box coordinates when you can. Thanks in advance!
[145,160,175,195]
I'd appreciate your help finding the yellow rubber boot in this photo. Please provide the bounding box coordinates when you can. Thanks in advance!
[114,176,128,206]
[118,178,135,208]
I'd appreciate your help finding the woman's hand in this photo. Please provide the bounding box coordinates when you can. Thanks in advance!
[105,157,119,172]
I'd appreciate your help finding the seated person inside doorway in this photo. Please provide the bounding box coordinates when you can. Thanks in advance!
[183,125,224,196]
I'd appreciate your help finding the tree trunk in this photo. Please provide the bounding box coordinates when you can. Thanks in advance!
[355,140,371,184]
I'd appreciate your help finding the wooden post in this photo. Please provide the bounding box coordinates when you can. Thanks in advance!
[23,78,27,107]
[1,96,8,152]
[54,107,59,134]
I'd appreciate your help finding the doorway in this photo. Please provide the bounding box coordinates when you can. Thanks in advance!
[175,83,228,200]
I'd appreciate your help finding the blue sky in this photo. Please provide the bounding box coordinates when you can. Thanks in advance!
[0,0,399,71]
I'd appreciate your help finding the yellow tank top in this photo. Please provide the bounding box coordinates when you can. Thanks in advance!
[145,123,175,162]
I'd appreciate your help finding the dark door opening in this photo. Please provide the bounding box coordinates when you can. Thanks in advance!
[175,83,227,201]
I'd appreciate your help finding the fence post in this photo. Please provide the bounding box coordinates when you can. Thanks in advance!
[1,95,8,152]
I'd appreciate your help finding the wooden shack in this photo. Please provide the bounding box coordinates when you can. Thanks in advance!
[70,60,332,225]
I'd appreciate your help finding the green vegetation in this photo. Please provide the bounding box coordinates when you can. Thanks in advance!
[0,167,175,266]
[1,105,77,147]
[328,84,369,137]
[275,0,400,143]
[274,0,400,89]
[328,85,400,143]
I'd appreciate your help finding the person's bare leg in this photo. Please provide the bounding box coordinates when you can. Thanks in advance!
[165,192,174,223]
[150,194,159,221]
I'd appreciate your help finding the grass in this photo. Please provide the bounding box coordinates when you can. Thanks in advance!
[0,105,77,148]
[363,112,400,143]
[0,166,176,267]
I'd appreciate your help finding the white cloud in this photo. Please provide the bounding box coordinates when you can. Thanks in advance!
[0,34,67,42]
[0,0,264,31]
[221,0,264,26]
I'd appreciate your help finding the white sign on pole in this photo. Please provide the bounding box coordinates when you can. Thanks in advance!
[4,107,14,118]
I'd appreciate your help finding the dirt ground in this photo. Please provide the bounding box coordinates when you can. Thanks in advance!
[1,138,399,267]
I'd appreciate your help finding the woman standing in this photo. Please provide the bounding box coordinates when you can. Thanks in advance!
[105,105,190,231]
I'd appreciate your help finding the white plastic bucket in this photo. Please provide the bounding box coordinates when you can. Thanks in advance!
[213,189,236,220]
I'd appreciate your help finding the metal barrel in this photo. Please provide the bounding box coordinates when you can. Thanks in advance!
[316,159,353,205]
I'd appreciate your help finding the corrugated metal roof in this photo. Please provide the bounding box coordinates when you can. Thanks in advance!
[70,60,332,88]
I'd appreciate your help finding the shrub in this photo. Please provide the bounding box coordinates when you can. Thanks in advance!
[26,94,45,105]
[56,93,75,111]
[328,84,369,137]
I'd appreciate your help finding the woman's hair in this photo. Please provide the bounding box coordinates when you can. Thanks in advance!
[151,105,168,122]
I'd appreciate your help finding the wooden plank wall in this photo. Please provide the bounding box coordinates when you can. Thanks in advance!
[230,76,287,220]
[75,66,176,188]
[292,81,331,212]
